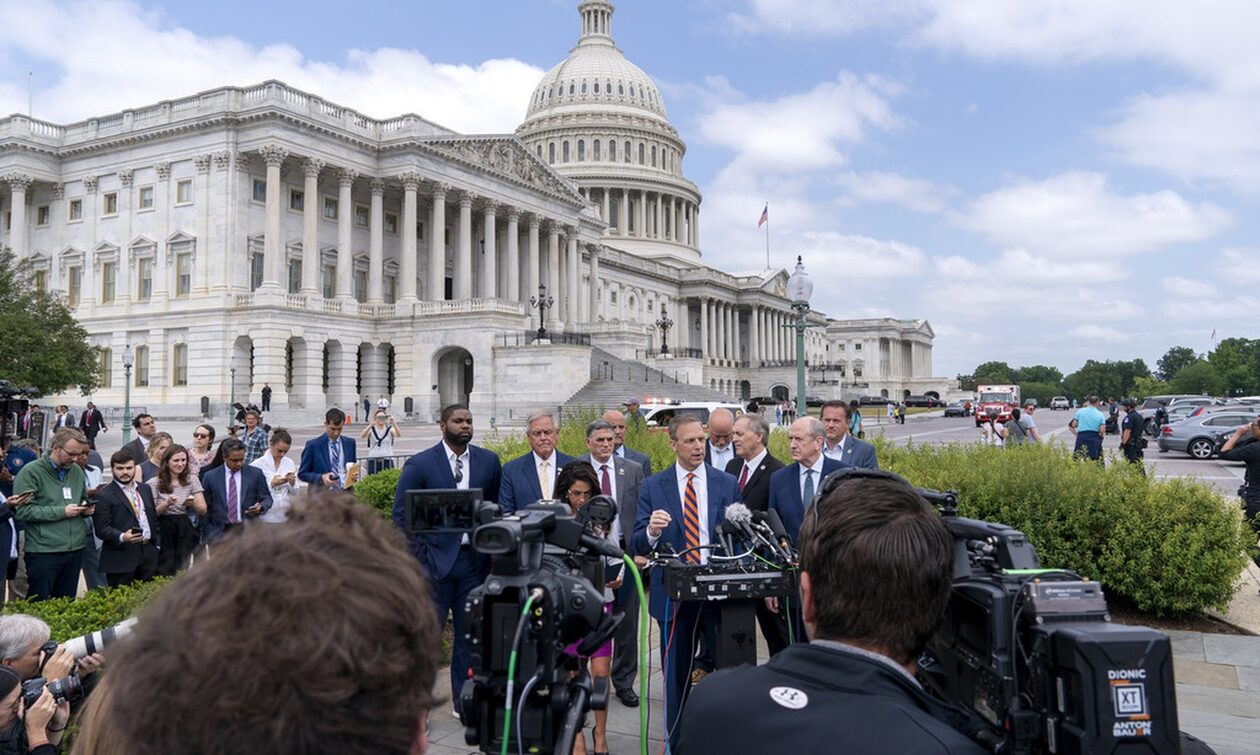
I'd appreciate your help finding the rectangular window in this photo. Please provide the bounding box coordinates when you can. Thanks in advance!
[33,271,47,292]
[175,179,193,205]
[322,265,335,299]
[67,266,82,307]
[98,348,112,388]
[385,275,396,304]
[353,270,367,302]
[135,346,150,388]
[68,199,83,222]
[289,188,304,212]
[136,258,153,301]
[417,220,425,239]
[175,254,192,296]
[252,179,267,203]
[103,192,118,216]
[288,259,302,294]
[137,185,155,210]
[35,205,50,226]
[250,253,264,291]
[323,197,338,220]
[384,212,398,234]
[354,205,369,227]
[101,262,117,303]
[172,344,188,387]
[854,343,862,351]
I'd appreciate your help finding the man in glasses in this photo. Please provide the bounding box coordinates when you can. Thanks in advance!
[678,472,986,755]
[392,403,501,719]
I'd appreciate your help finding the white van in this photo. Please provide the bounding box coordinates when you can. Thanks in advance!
[641,402,744,428]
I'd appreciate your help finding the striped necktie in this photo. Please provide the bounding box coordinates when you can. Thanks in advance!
[682,472,700,564]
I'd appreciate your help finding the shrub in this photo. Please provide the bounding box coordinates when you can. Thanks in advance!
[1,579,169,641]
[354,466,402,519]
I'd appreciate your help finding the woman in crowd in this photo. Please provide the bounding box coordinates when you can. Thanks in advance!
[138,432,172,482]
[250,428,300,524]
[187,424,216,477]
[554,461,618,755]
[0,666,66,755]
[359,409,401,475]
[147,443,208,576]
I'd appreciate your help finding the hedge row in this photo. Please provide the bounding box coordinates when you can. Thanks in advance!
[354,424,1251,616]
[1,578,169,641]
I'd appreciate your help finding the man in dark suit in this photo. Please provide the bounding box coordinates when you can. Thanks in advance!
[52,406,74,430]
[632,415,739,748]
[602,409,652,476]
[93,451,160,586]
[392,403,502,716]
[201,438,271,544]
[498,409,573,514]
[703,407,737,471]
[727,413,790,653]
[579,418,646,707]
[120,413,157,465]
[298,408,359,489]
[820,400,879,470]
[260,383,272,412]
[79,402,107,450]
[768,417,847,646]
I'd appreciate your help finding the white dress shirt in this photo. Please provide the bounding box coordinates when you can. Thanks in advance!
[738,448,769,484]
[533,451,559,499]
[822,435,848,462]
[708,441,735,472]
[444,441,471,544]
[251,452,300,523]
[649,462,711,564]
[799,455,826,501]
[116,480,152,542]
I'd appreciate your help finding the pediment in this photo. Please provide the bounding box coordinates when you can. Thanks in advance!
[420,136,584,205]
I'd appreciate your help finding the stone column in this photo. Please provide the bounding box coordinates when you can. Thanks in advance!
[749,305,760,364]
[546,222,561,328]
[153,163,171,300]
[2,174,30,259]
[587,246,600,321]
[194,155,212,293]
[734,306,743,363]
[455,191,474,299]
[617,189,628,236]
[47,184,63,291]
[655,194,663,239]
[481,201,498,299]
[427,183,449,300]
[637,191,647,238]
[301,159,323,295]
[336,169,356,300]
[367,179,385,303]
[361,343,389,398]
[676,299,688,352]
[80,176,98,308]
[117,169,134,303]
[526,215,541,302]
[259,145,288,290]
[601,190,610,225]
[566,229,579,324]
[506,210,521,302]
[398,173,421,302]
[293,338,325,409]
[713,302,724,361]
[699,298,709,360]
[693,205,700,249]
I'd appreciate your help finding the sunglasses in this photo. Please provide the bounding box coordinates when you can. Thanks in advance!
[193,433,210,439]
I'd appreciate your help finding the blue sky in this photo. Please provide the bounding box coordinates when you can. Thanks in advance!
[2,0,1255,378]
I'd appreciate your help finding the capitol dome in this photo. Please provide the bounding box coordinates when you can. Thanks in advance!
[516,1,703,264]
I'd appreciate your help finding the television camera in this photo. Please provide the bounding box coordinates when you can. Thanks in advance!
[0,379,39,447]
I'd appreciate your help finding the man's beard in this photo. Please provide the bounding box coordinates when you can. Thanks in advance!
[445,428,473,446]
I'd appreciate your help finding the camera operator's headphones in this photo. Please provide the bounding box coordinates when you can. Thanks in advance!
[808,466,919,528]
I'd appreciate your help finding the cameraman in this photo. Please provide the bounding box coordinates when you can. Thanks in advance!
[0,666,66,755]
[0,616,101,683]
[1220,415,1260,570]
[677,473,986,754]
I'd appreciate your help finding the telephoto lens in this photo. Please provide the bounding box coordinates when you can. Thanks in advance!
[63,618,138,658]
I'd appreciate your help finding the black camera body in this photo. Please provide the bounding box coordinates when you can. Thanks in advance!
[918,491,1180,755]
[21,673,84,710]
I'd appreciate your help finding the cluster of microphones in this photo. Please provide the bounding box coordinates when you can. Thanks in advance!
[715,503,795,564]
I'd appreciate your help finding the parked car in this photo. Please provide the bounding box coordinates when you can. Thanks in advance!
[804,395,826,408]
[1157,410,1256,459]
[642,402,744,428]
[944,401,967,418]
[1049,396,1070,410]
[859,395,890,406]
[904,395,942,408]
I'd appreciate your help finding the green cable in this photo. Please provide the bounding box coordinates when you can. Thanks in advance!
[624,554,649,755]
[502,592,539,755]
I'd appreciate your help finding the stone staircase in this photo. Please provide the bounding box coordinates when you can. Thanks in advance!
[564,347,731,409]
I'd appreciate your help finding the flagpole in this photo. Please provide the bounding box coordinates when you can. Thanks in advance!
[765,203,770,269]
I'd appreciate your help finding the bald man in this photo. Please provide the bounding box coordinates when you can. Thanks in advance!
[602,409,652,477]
[704,408,737,471]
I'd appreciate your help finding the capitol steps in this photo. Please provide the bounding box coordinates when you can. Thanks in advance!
[562,347,733,410]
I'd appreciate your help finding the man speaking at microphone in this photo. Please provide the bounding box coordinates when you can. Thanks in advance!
[677,472,986,755]
[632,414,739,750]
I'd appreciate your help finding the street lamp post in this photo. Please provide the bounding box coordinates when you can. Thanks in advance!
[229,354,238,423]
[529,283,554,342]
[121,345,134,443]
[787,255,813,419]
[655,303,674,356]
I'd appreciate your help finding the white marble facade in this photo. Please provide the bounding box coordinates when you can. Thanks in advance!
[0,1,954,420]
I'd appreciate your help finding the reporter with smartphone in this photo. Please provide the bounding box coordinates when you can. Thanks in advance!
[11,429,94,601]
[92,453,160,587]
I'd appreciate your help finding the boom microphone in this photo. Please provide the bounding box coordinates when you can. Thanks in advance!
[752,510,794,562]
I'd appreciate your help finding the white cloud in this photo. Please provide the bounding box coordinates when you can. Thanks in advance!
[954,172,1229,258]
[728,0,925,37]
[1068,325,1128,343]
[0,0,544,133]
[836,170,955,212]
[1160,276,1219,299]
[1216,248,1260,285]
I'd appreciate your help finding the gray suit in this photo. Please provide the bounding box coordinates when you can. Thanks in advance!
[823,435,879,470]
[617,445,653,478]
[582,452,645,695]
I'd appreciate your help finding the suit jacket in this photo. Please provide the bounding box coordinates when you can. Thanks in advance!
[391,442,502,581]
[79,408,105,434]
[632,463,740,620]
[704,441,737,471]
[824,436,879,470]
[724,453,786,512]
[0,498,14,566]
[53,413,75,429]
[769,457,848,545]
[498,450,574,514]
[618,446,653,477]
[93,482,161,575]
[297,434,358,486]
[579,453,645,546]
[200,465,272,544]
[121,438,146,465]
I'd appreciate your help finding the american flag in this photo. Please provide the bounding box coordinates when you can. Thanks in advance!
[1211,328,1216,340]
[757,204,768,228]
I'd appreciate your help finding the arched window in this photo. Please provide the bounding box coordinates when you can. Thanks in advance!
[577,140,585,161]
[624,141,631,163]
[594,81,600,94]
[537,145,542,158]
[593,139,601,161]
[609,140,617,161]
[629,85,636,98]
[651,145,657,167]
[569,82,575,96]
[618,83,624,95]
[580,80,587,95]
[606,79,612,95]
[638,143,645,164]
[548,143,556,163]
[562,141,571,162]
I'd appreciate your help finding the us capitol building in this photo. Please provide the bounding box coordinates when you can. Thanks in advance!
[0,0,954,421]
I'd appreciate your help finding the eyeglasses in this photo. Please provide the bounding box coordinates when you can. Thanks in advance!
[566,488,593,501]
[193,433,210,439]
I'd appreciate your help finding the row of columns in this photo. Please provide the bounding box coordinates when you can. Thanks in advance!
[587,186,699,247]
[691,300,798,364]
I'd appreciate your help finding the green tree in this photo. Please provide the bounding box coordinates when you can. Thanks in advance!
[1132,375,1170,400]
[0,251,101,395]
[1062,359,1150,400]
[956,374,975,392]
[1207,338,1260,396]
[1169,360,1223,396]
[1019,381,1061,406]
[1013,365,1064,385]
[1157,346,1198,382]
[972,361,1014,384]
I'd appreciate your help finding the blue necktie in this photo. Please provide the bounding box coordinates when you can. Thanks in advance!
[802,468,815,508]
[330,439,342,484]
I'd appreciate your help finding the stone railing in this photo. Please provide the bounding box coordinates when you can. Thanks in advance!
[412,298,526,317]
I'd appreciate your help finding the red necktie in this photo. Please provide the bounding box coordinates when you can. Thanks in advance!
[600,464,612,496]
[737,464,750,492]
[682,473,700,564]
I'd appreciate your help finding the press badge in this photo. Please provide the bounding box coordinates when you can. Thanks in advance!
[62,487,73,500]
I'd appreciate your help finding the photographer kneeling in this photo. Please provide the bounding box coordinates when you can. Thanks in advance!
[677,472,986,754]
[0,666,65,755]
